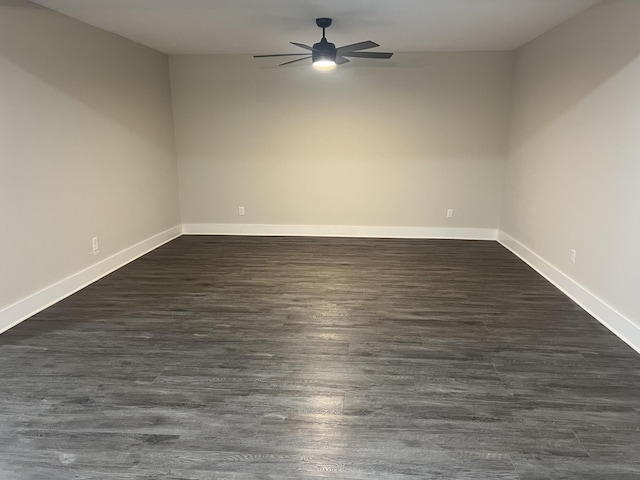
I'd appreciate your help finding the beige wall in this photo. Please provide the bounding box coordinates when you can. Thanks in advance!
[170,52,513,229]
[0,1,180,310]
[503,0,640,324]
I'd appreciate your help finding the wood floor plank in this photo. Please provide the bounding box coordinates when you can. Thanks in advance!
[0,236,638,479]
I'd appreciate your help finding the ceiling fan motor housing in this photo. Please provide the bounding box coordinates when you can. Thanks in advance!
[312,38,337,64]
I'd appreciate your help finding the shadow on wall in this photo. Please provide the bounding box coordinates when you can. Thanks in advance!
[0,0,172,147]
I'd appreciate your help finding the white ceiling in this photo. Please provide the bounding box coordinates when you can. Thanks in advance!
[30,0,601,55]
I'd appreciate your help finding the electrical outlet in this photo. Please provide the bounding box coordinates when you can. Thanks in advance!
[570,249,576,264]
[92,237,99,255]
[446,208,454,218]
[238,206,245,216]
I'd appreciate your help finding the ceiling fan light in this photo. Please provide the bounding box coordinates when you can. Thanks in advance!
[313,59,336,69]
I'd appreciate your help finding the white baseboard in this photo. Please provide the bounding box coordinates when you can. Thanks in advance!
[13,225,633,356]
[498,231,640,354]
[182,223,499,240]
[0,225,182,335]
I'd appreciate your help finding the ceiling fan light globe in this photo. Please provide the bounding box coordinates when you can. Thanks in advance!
[313,59,336,70]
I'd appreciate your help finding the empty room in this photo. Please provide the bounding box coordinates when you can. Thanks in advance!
[1,0,639,478]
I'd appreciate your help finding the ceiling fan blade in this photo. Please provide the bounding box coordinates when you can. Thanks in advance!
[336,56,350,65]
[342,51,393,59]
[290,42,313,51]
[279,56,311,66]
[254,53,312,58]
[337,41,379,54]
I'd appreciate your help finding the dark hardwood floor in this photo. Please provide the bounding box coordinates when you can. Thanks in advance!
[1,236,639,479]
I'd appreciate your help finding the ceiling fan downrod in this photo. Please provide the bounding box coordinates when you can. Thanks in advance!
[316,17,332,39]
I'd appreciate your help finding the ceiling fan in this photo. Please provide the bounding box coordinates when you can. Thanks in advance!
[254,18,393,69]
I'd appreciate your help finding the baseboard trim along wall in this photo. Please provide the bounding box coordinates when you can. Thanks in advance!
[182,223,499,240]
[0,225,182,335]
[4,225,637,357]
[498,231,640,355]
